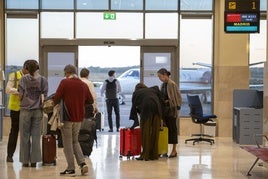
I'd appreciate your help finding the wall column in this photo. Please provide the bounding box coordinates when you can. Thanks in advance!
[214,0,250,137]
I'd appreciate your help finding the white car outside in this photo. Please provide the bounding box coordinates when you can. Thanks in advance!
[117,68,140,104]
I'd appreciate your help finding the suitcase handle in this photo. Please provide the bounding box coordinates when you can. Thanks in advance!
[160,120,165,131]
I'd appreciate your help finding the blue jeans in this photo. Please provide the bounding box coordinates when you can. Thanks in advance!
[19,109,42,164]
[106,98,120,130]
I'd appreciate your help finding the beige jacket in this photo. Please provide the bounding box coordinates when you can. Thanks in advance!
[161,79,182,118]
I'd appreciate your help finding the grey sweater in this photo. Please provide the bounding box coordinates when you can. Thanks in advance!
[18,73,48,110]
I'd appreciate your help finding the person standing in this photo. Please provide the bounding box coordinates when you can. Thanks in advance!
[80,68,98,117]
[157,68,182,158]
[5,60,30,162]
[53,64,93,176]
[18,60,48,167]
[129,83,164,161]
[100,70,122,132]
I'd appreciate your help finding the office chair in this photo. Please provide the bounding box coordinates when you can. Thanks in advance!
[185,94,217,145]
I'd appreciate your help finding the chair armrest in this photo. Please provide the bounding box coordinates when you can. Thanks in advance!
[254,134,268,148]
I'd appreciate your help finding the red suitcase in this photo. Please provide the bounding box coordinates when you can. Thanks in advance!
[119,128,141,159]
[42,134,57,165]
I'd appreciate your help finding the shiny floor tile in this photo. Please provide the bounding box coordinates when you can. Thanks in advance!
[0,133,268,179]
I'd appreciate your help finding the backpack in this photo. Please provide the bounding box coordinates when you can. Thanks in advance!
[105,79,117,99]
[79,117,97,157]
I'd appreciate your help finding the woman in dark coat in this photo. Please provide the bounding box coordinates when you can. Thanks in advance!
[129,83,164,161]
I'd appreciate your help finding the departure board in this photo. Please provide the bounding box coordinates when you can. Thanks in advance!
[224,0,260,33]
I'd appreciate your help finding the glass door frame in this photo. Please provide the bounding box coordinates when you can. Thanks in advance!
[39,45,78,78]
[140,46,179,85]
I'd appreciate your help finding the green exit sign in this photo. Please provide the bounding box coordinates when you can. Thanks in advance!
[103,12,116,20]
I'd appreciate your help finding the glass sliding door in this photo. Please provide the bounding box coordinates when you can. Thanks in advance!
[40,45,78,96]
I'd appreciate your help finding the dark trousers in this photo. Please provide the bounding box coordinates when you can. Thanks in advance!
[106,98,120,130]
[165,116,178,144]
[7,110,20,157]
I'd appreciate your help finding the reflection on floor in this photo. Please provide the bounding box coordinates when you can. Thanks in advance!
[0,132,268,179]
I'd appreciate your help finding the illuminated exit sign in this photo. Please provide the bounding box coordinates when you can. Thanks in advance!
[103,12,116,20]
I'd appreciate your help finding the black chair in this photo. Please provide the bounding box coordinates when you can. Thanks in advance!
[185,94,217,145]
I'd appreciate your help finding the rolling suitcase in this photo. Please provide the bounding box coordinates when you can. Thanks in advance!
[42,134,57,165]
[119,128,141,159]
[158,124,168,157]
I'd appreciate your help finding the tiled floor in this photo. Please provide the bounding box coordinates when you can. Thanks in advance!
[0,132,268,179]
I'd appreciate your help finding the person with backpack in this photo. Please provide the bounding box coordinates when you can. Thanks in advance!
[100,70,122,132]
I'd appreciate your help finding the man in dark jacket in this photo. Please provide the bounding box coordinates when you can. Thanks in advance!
[129,83,164,161]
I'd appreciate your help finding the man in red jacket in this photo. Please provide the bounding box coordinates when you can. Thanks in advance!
[54,64,93,176]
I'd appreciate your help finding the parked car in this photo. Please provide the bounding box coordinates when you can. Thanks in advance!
[117,68,140,104]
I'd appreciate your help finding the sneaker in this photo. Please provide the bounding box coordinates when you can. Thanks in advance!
[60,169,75,176]
[80,163,88,175]
[108,129,113,132]
[6,156,13,163]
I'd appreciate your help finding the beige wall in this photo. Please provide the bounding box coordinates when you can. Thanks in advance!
[264,63,268,135]
[0,0,4,75]
[0,0,5,138]
[212,0,250,137]
[265,2,268,136]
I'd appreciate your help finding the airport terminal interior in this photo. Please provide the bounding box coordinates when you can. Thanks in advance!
[1,0,268,179]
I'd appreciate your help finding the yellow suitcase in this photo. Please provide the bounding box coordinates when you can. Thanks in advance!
[158,125,168,157]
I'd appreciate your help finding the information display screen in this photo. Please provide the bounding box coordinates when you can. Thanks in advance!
[224,0,260,33]
[224,12,260,33]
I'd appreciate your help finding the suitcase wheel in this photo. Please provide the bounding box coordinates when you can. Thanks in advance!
[160,153,168,158]
[127,151,131,160]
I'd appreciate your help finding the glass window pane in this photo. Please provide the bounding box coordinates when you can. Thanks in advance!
[6,18,39,66]
[260,0,267,11]
[76,12,143,38]
[180,0,213,11]
[41,0,73,9]
[249,20,266,91]
[111,0,143,10]
[145,13,178,39]
[41,12,74,39]
[6,0,38,9]
[77,0,108,10]
[47,52,75,95]
[6,18,39,115]
[146,0,178,10]
[179,18,213,115]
